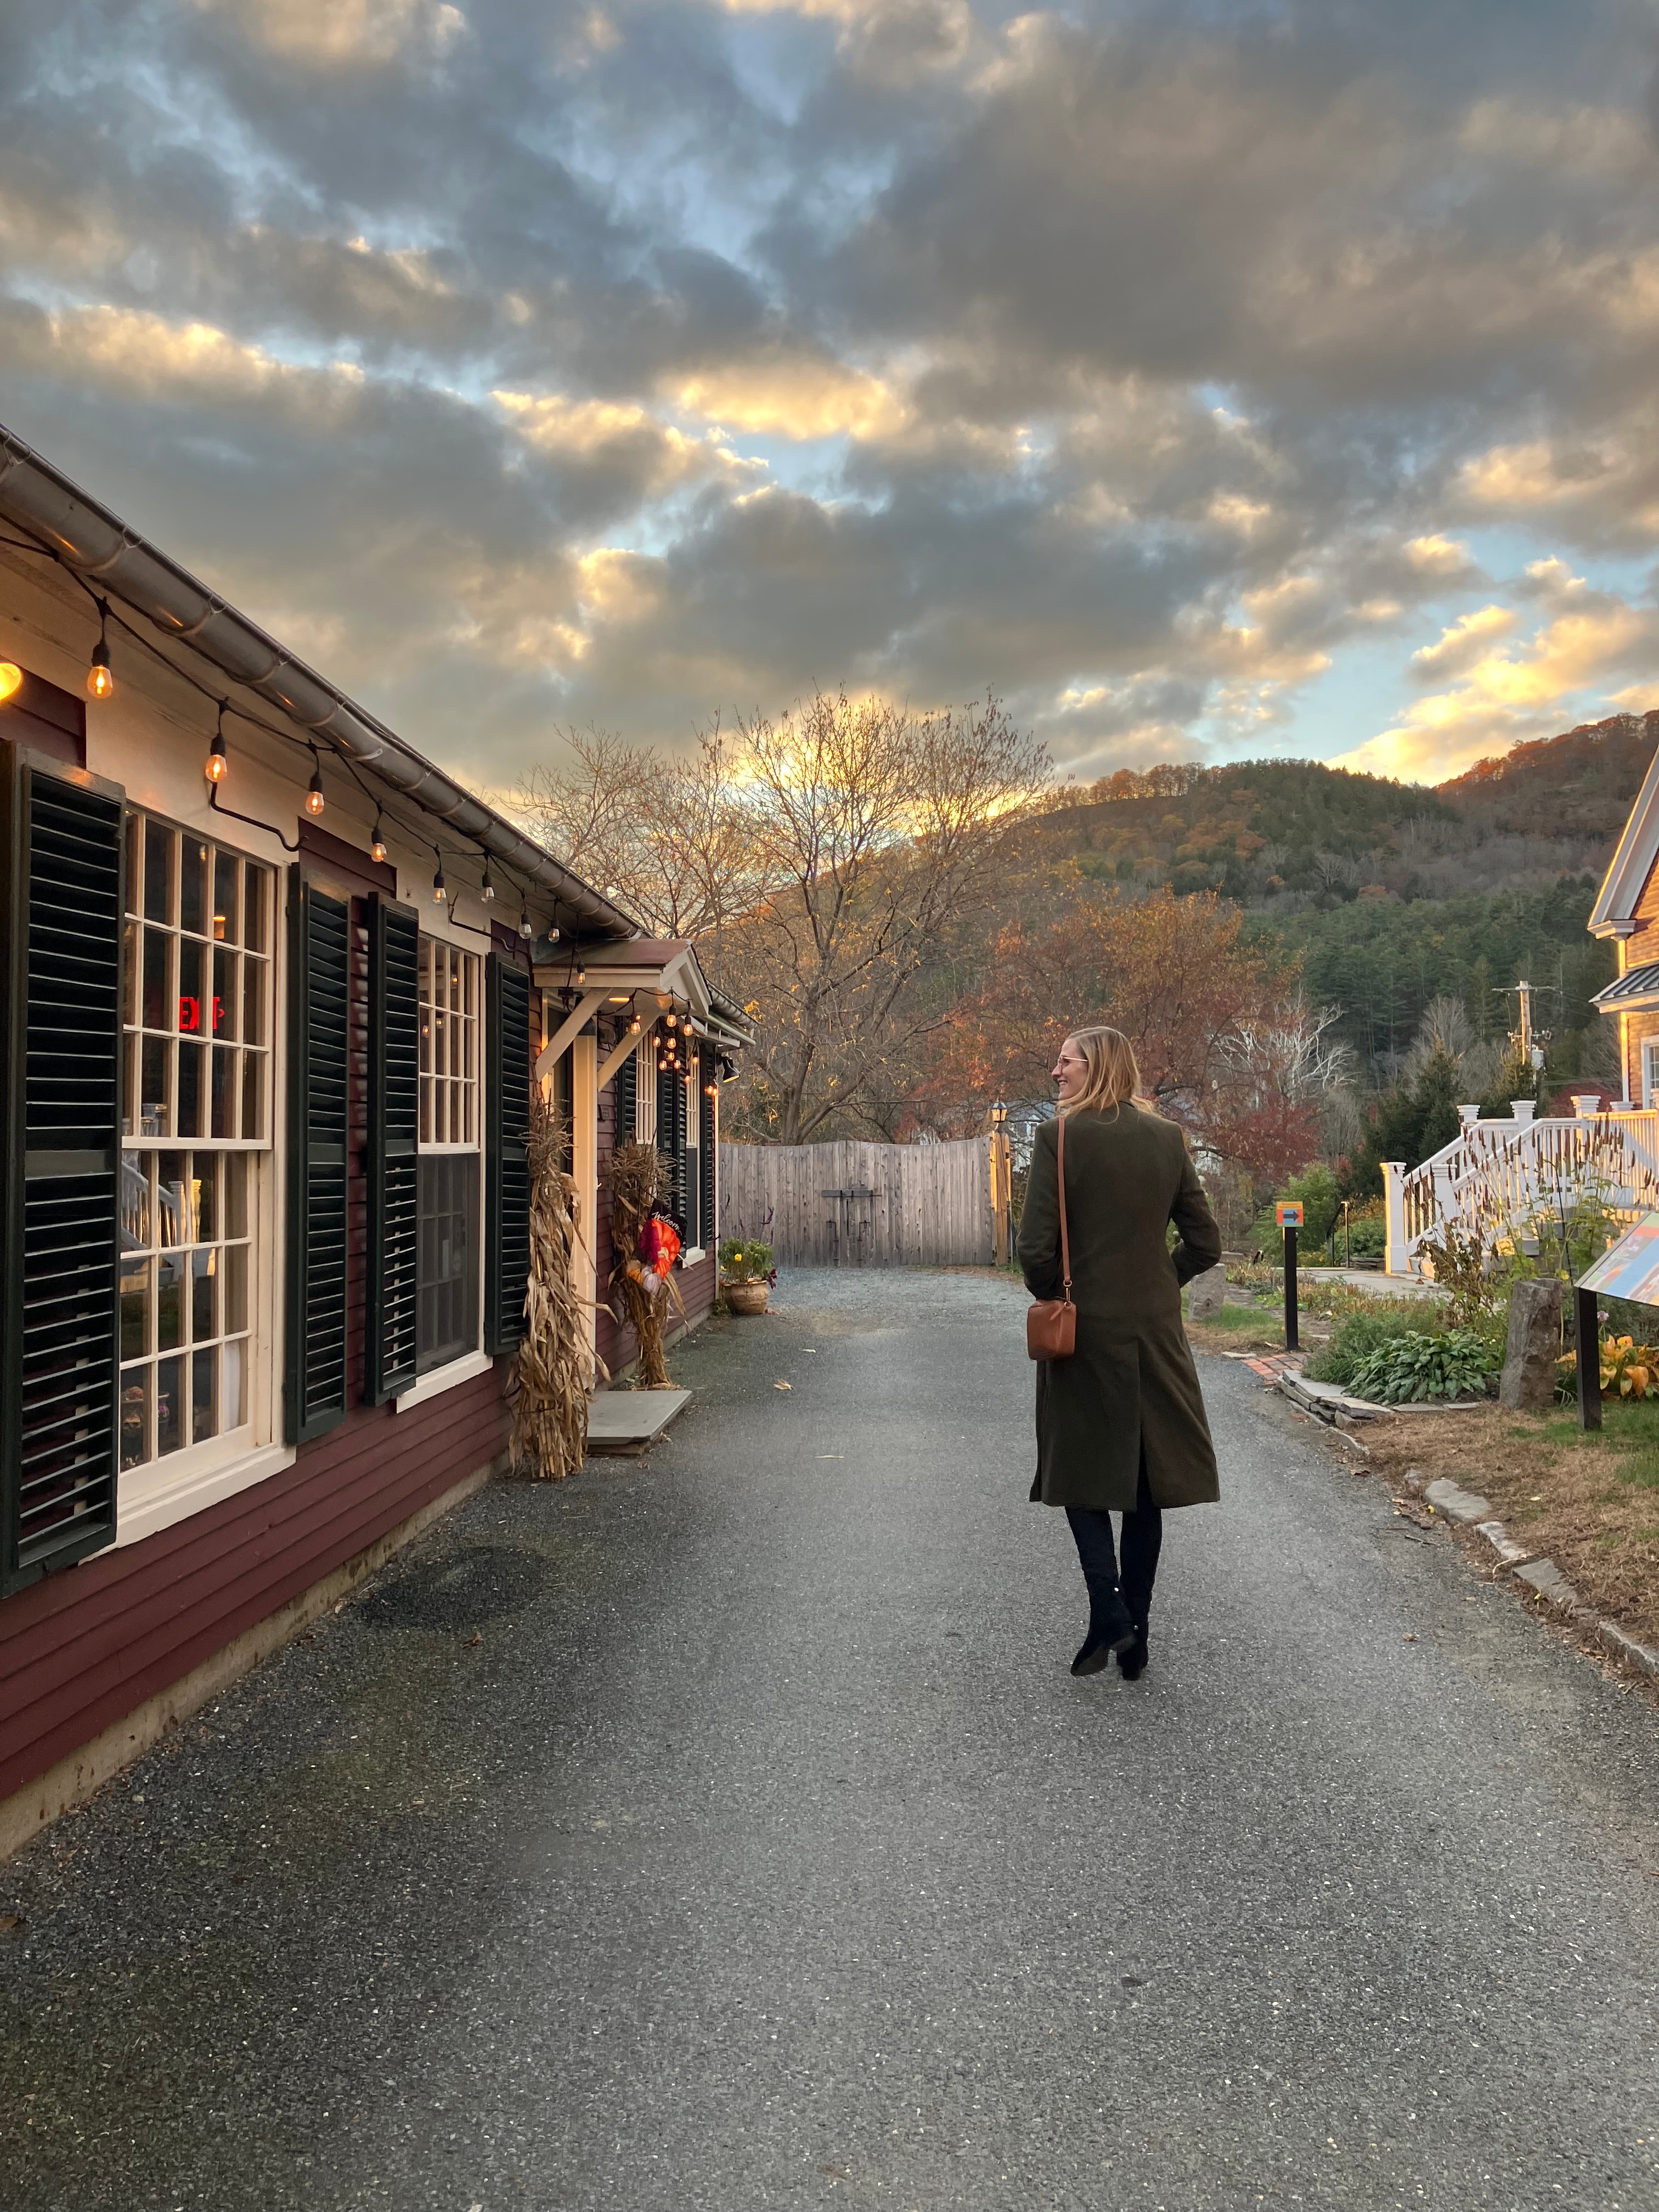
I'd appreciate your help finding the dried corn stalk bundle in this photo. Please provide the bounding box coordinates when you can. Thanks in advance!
[509,1086,599,1480]
[607,1137,682,1389]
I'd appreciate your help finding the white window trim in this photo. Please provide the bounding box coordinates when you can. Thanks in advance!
[116,1436,296,1550]
[118,808,283,1517]
[1644,1037,1659,1108]
[393,1346,493,1413]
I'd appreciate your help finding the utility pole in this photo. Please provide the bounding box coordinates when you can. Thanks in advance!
[1505,981,1551,1082]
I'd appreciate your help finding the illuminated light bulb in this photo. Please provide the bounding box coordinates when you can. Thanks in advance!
[665,1012,677,1029]
[548,925,560,944]
[0,662,22,703]
[87,638,113,699]
[370,814,388,865]
[481,859,495,902]
[629,1016,641,1034]
[205,723,228,783]
[305,760,326,816]
[433,860,447,903]
[518,904,533,939]
[575,967,586,985]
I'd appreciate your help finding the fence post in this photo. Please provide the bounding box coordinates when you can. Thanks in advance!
[990,1106,1011,1267]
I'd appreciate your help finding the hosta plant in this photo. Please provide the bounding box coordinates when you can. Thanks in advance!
[1346,1328,1498,1406]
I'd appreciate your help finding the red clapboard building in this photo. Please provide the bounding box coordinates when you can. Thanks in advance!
[0,426,747,1858]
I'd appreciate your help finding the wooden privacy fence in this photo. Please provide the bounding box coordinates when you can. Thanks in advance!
[720,1138,995,1267]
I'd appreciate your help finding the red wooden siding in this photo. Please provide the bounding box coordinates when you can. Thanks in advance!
[0,1364,510,1808]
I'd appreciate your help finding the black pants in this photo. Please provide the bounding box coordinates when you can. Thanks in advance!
[1065,1463,1162,1630]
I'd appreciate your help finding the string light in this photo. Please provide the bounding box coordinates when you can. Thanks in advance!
[305,748,326,816]
[205,703,228,785]
[86,600,114,699]
[481,857,495,902]
[370,812,388,865]
[518,901,533,939]
[575,966,586,985]
[629,1015,641,1034]
[665,1012,677,1029]
[0,662,22,703]
[433,851,447,902]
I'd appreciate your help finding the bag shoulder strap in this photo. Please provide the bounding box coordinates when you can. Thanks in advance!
[1057,1112,1072,1303]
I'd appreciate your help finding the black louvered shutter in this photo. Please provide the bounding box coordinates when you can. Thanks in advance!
[657,1058,687,1227]
[485,955,532,1354]
[284,871,349,1442]
[699,1049,716,1250]
[615,1040,636,1147]
[365,896,419,1403]
[0,747,124,1593]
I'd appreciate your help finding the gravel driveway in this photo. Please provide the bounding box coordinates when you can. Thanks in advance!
[2,1266,1657,2211]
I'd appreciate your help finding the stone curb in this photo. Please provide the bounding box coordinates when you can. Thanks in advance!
[1397,1469,1659,1685]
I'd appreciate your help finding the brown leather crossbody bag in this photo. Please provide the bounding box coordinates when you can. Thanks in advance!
[1025,1112,1076,1361]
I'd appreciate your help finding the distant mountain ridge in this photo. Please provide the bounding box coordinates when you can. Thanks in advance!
[1025,711,1658,912]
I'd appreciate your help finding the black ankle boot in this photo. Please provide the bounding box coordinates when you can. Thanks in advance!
[1071,1585,1137,1677]
[1116,1626,1149,1681]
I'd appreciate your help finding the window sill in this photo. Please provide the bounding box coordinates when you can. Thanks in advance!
[682,1246,706,1265]
[117,1435,296,1550]
[393,1347,494,1414]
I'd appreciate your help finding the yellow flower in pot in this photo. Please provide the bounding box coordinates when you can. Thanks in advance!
[720,1236,775,1315]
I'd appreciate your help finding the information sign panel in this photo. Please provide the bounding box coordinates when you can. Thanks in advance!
[1577,1212,1659,1306]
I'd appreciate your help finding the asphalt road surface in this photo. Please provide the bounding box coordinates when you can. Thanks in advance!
[3,1268,1658,2211]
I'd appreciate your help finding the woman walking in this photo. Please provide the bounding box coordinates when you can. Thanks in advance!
[1017,1026,1222,1680]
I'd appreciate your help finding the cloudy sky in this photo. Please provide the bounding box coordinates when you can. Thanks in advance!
[5,0,1659,795]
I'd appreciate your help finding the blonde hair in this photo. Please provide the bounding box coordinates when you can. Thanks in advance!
[1059,1025,1150,1119]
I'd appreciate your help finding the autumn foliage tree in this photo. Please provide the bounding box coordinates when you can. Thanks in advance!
[919,888,1333,1183]
[520,690,1049,1143]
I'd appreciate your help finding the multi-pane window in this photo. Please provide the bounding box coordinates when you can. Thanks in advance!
[419,939,478,1145]
[417,939,482,1372]
[122,814,271,1142]
[119,815,272,1472]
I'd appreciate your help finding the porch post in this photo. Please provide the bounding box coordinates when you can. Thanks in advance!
[572,1032,598,1365]
[1381,1160,1407,1277]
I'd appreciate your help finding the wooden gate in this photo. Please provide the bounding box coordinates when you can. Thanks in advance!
[719,1138,994,1267]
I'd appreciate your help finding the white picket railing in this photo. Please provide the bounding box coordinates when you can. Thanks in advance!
[1383,1101,1659,1276]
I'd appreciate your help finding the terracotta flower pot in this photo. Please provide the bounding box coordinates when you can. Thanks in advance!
[724,1279,770,1316]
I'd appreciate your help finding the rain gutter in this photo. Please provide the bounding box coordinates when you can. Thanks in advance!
[0,423,635,943]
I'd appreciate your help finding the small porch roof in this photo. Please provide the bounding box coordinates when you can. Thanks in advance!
[1591,962,1659,1009]
[534,934,755,1052]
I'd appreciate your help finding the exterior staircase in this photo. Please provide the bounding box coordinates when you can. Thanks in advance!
[1384,1099,1659,1278]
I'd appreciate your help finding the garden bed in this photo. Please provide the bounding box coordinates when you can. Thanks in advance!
[1359,1401,1659,1655]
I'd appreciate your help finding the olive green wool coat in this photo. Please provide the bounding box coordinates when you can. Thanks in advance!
[1017,1104,1222,1513]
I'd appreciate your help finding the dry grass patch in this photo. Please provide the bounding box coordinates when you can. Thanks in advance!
[1361,1401,1659,1651]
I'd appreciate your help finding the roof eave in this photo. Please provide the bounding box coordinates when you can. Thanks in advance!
[0,424,637,943]
[1589,733,1659,937]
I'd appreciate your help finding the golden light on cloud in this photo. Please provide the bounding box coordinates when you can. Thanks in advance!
[667,359,908,443]
[191,0,466,64]
[1332,581,1659,783]
[1460,437,1623,512]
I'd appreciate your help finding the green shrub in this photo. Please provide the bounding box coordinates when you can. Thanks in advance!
[1346,1328,1498,1404]
[719,1235,773,1281]
[1305,1299,1444,1385]
[1343,1216,1387,1259]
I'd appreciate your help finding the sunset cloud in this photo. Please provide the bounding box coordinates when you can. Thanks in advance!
[0,1,1655,783]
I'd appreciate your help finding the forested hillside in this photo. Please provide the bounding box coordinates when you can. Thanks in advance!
[1023,712,1656,1085]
